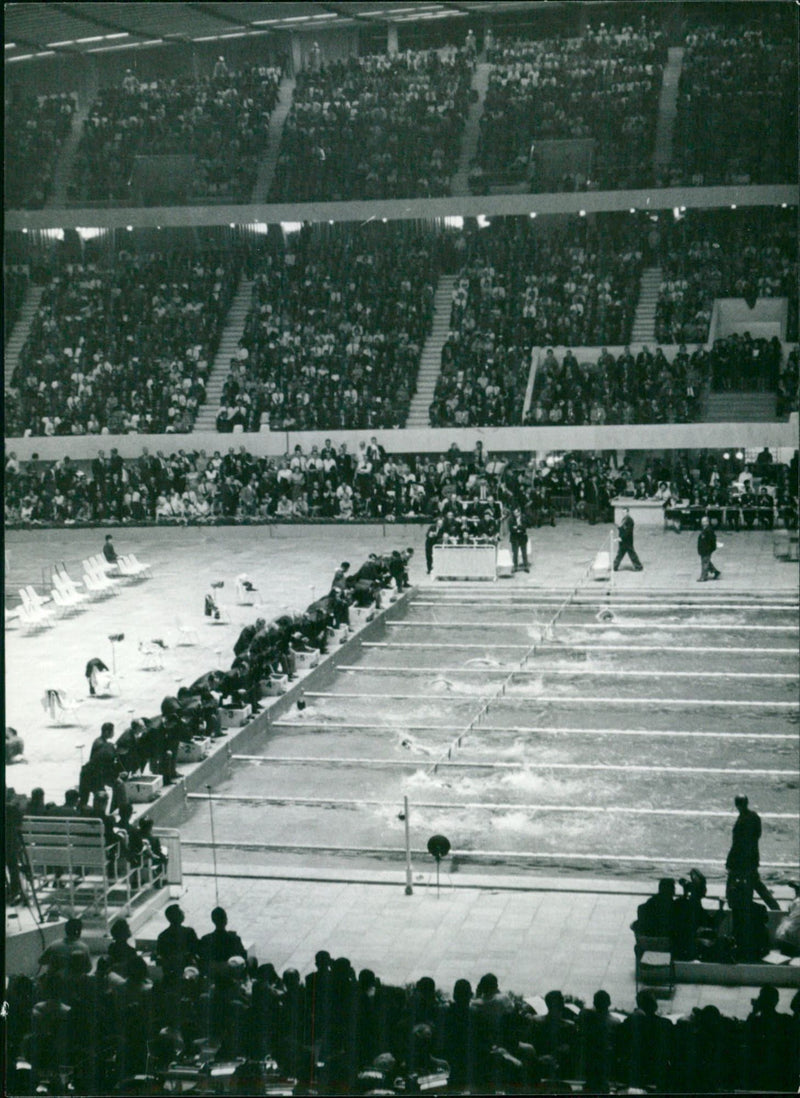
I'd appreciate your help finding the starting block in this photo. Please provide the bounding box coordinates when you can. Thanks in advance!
[124,774,163,803]
[293,648,319,670]
[260,675,288,697]
[350,606,375,628]
[219,703,252,729]
[177,737,210,763]
[592,550,612,581]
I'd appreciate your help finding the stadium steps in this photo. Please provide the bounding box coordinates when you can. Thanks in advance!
[406,275,457,427]
[4,285,45,389]
[653,47,684,173]
[630,267,662,343]
[192,278,254,431]
[451,61,491,197]
[706,391,778,422]
[47,96,92,209]
[251,75,296,204]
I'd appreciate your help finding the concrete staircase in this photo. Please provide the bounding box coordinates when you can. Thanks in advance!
[47,95,92,209]
[630,267,662,344]
[192,278,253,431]
[406,275,456,427]
[653,47,684,176]
[251,76,296,203]
[5,285,44,388]
[706,392,778,422]
[451,62,491,197]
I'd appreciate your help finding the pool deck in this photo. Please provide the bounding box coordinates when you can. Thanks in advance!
[5,520,799,1016]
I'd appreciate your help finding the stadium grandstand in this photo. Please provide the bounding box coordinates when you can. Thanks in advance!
[4,3,799,1095]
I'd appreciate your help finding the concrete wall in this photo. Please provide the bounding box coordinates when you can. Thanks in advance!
[709,298,789,343]
[7,421,797,463]
[7,186,796,232]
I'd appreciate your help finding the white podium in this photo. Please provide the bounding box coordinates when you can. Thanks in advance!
[433,544,497,580]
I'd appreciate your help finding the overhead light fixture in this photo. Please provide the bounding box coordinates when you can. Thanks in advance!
[579,210,586,217]
[529,212,537,219]
[735,450,744,460]
[629,208,636,214]
[8,51,55,62]
[730,204,737,210]
[5,42,16,49]
[126,225,133,232]
[477,214,490,229]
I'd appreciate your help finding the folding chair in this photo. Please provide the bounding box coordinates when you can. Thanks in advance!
[634,934,676,996]
[51,585,80,617]
[175,617,200,646]
[19,588,55,629]
[128,553,153,577]
[41,688,84,727]
[138,641,165,671]
[53,570,86,608]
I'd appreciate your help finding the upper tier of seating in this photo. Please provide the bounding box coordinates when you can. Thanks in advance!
[4,93,76,210]
[268,48,474,201]
[476,20,666,192]
[672,25,797,186]
[70,63,281,204]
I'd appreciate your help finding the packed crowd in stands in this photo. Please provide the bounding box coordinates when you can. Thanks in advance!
[672,24,797,186]
[5,250,239,437]
[475,19,665,193]
[527,344,708,426]
[269,47,474,202]
[655,209,798,346]
[6,442,797,532]
[3,904,799,1093]
[71,61,281,204]
[4,93,76,210]
[216,227,437,432]
[430,216,644,427]
[4,265,30,341]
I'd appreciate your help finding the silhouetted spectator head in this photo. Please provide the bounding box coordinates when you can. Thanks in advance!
[476,972,499,997]
[658,877,676,898]
[165,904,185,926]
[453,978,472,1005]
[545,989,565,1014]
[65,917,83,941]
[110,918,132,943]
[751,985,779,1014]
[593,989,611,1011]
[100,722,114,740]
[314,950,331,971]
[735,794,749,812]
[636,989,658,1015]
[211,906,228,929]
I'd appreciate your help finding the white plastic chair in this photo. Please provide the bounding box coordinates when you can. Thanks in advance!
[138,641,164,671]
[41,688,83,726]
[128,553,153,577]
[51,586,79,616]
[53,572,86,609]
[83,561,117,597]
[19,588,55,627]
[175,617,200,646]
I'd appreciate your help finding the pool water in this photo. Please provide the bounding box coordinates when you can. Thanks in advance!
[176,588,800,882]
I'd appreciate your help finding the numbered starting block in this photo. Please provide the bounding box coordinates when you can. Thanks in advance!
[177,737,210,763]
[219,703,252,729]
[124,774,163,803]
[350,605,375,628]
[496,549,514,578]
[260,675,288,697]
[293,648,319,670]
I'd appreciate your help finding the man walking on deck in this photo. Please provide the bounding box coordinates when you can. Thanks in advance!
[697,515,721,581]
[613,508,643,571]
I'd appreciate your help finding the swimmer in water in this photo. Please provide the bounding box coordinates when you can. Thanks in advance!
[398,733,433,755]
